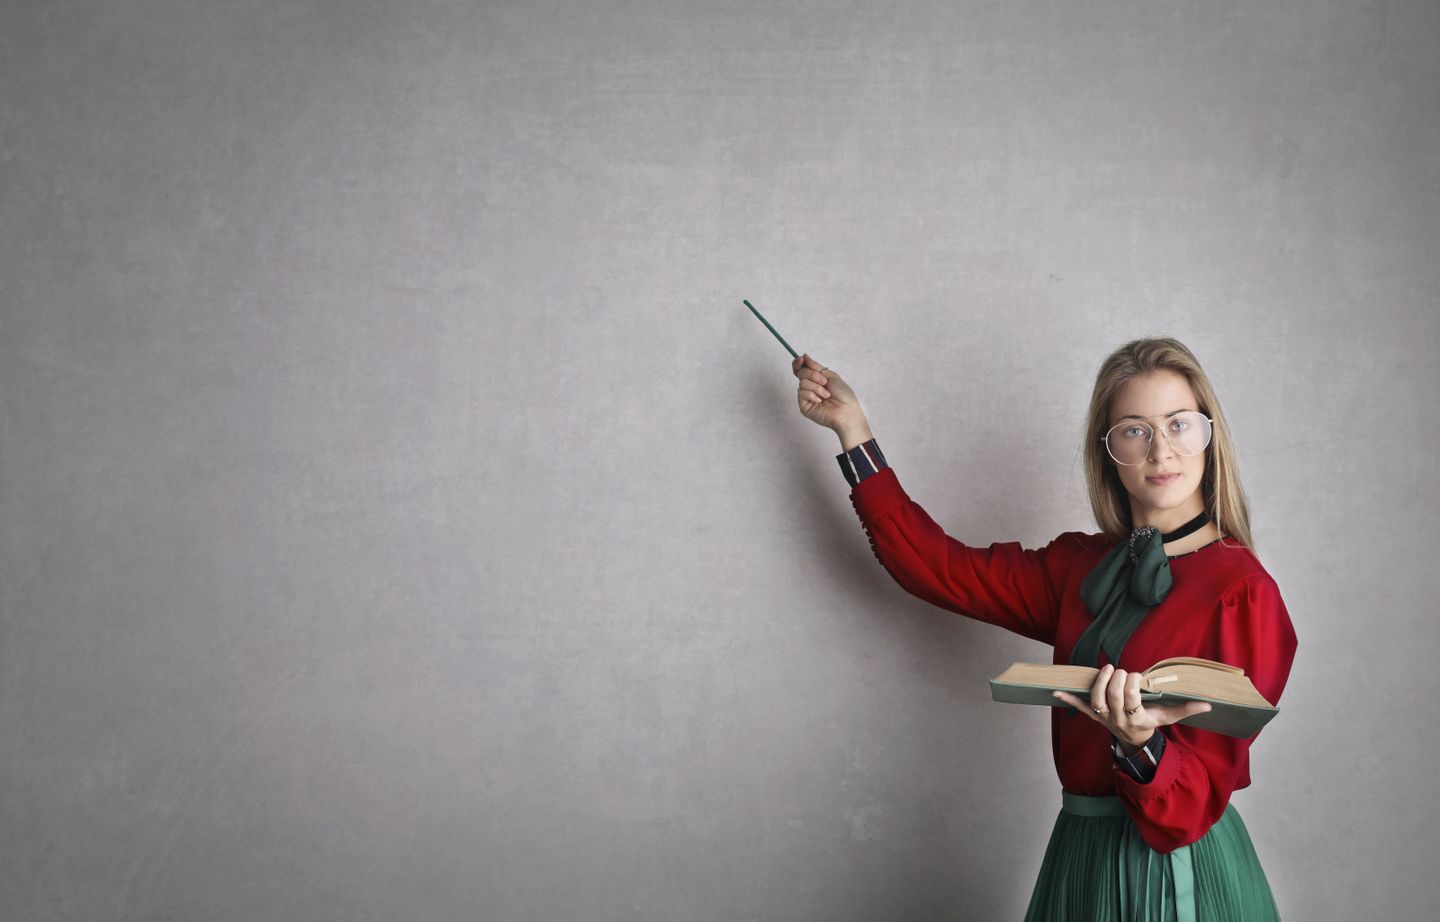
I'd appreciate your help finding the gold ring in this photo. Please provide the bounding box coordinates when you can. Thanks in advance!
[1123,705,1141,715]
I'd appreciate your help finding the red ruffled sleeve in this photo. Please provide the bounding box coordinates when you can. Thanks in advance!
[849,467,1082,646]
[1111,572,1299,853]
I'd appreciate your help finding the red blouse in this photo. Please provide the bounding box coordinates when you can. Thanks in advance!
[849,466,1299,854]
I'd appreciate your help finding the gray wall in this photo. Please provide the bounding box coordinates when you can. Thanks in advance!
[3,1,1436,919]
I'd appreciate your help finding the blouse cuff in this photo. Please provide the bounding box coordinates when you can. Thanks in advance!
[836,438,890,488]
[1111,729,1166,784]
[1113,730,1186,800]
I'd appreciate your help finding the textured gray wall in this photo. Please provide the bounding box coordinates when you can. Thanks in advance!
[3,1,1437,920]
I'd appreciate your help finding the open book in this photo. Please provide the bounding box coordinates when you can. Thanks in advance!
[989,656,1278,738]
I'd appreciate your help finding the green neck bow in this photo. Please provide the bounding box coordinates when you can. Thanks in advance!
[1069,509,1210,667]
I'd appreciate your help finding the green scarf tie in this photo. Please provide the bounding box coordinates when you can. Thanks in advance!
[1070,525,1174,667]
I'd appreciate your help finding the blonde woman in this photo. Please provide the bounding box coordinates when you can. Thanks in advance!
[794,337,1297,921]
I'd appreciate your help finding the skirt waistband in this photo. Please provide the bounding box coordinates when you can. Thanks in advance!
[1061,790,1128,818]
[1055,790,1197,922]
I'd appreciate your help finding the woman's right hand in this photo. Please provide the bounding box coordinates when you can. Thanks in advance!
[792,353,866,435]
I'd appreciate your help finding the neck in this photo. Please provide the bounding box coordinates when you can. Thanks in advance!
[1162,521,1221,556]
[1133,497,1206,536]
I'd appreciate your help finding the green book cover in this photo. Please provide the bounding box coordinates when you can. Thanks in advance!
[989,659,1278,739]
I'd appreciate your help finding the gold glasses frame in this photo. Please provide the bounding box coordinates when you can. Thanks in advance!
[1101,412,1214,466]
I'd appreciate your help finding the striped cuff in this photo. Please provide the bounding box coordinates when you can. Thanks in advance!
[1111,730,1166,784]
[835,438,889,488]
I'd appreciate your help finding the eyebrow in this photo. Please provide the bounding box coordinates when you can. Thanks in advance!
[1114,408,1194,422]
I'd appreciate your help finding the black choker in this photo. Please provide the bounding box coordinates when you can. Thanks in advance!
[1157,509,1210,544]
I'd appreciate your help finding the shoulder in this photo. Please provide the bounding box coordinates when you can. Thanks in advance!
[1043,530,1114,560]
[1210,565,1299,676]
[1036,530,1114,581]
[1206,554,1298,650]
[1201,538,1284,600]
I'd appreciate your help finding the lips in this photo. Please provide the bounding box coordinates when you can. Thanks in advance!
[1146,473,1181,485]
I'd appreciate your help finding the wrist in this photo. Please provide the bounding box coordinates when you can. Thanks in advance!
[836,421,874,451]
[1116,729,1155,754]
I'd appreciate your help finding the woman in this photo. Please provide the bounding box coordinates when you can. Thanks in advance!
[792,337,1297,921]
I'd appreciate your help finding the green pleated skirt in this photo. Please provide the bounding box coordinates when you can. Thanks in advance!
[1022,792,1280,922]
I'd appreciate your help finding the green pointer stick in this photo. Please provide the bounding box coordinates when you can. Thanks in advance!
[743,299,800,360]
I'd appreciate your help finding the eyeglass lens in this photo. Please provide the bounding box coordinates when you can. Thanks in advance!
[1105,411,1212,465]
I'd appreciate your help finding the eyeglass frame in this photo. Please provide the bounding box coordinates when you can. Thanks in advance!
[1100,411,1215,466]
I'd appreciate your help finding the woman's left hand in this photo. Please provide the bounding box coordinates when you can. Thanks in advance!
[1053,663,1212,751]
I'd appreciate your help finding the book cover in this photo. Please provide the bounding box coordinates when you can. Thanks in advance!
[989,656,1278,738]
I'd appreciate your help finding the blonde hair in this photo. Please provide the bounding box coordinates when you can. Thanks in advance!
[1082,338,1255,553]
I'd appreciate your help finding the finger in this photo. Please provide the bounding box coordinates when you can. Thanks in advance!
[802,354,832,378]
[798,380,831,401]
[1124,671,1143,716]
[797,369,831,393]
[1090,664,1114,714]
[1052,691,1099,721]
[797,377,830,396]
[798,367,830,387]
[1107,669,1128,716]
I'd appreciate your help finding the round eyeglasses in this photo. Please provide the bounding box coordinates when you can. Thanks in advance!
[1102,411,1213,466]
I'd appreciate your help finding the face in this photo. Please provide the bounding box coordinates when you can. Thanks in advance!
[1105,370,1208,530]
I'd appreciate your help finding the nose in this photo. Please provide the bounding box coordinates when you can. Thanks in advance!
[1148,427,1175,462]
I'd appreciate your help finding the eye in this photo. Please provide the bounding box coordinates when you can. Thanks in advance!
[1123,426,1148,438]
[1169,419,1189,432]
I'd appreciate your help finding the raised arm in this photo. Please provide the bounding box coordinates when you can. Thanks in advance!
[845,458,1071,645]
[794,353,1073,645]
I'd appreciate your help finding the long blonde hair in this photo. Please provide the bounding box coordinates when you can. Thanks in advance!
[1082,338,1255,553]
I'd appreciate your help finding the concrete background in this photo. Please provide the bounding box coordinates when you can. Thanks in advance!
[3,1,1437,919]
